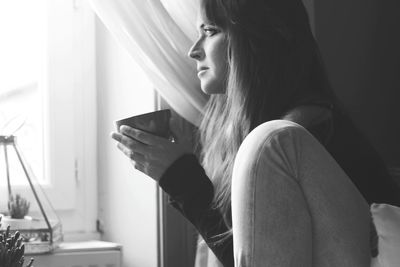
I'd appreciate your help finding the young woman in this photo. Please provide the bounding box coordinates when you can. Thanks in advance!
[112,0,400,266]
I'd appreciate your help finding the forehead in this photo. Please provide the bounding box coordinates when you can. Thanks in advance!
[196,7,212,28]
[196,1,226,28]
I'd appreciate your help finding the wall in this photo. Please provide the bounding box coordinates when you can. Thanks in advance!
[94,2,400,266]
[95,18,158,267]
[315,0,400,168]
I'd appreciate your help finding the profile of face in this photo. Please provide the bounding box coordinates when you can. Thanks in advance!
[188,8,228,94]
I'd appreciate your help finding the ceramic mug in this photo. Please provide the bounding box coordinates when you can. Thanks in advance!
[115,109,171,139]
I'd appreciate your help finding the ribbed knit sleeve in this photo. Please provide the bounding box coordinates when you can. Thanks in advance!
[159,154,234,267]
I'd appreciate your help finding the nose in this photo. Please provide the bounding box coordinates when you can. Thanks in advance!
[188,39,204,60]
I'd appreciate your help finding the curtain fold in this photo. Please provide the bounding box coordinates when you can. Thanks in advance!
[89,0,208,126]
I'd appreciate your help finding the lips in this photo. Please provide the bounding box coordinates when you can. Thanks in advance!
[197,66,208,71]
[197,67,208,77]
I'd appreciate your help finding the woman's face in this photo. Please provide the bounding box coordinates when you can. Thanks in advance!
[188,9,228,94]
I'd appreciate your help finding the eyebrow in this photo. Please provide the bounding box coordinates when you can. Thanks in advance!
[198,23,206,30]
[198,23,217,30]
[196,23,207,34]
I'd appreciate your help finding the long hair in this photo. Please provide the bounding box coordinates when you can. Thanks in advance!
[198,0,334,226]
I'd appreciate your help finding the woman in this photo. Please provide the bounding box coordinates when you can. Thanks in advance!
[111,0,400,266]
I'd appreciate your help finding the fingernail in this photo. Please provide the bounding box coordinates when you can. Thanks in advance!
[111,132,120,141]
[116,143,122,150]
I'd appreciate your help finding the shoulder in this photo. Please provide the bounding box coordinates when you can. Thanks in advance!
[281,105,332,127]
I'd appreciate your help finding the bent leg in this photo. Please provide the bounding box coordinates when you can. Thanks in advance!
[231,120,371,267]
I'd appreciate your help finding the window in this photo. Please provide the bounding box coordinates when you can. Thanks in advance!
[0,1,46,186]
[0,0,97,237]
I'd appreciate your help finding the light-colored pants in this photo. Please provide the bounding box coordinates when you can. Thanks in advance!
[232,120,372,266]
[196,120,373,266]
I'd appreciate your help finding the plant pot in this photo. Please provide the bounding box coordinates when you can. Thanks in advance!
[0,214,33,230]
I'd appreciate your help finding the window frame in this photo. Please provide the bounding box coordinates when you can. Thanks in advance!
[44,0,98,235]
[0,0,98,237]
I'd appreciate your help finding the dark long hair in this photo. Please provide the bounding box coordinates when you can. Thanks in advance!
[198,0,334,225]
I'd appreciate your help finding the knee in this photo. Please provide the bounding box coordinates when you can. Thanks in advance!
[232,120,305,176]
[244,120,305,147]
[231,120,306,200]
[231,120,312,264]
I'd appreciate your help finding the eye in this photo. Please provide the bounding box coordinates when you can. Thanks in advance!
[203,26,219,37]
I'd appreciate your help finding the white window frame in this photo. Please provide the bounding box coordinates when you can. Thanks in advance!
[2,0,98,237]
[46,0,97,236]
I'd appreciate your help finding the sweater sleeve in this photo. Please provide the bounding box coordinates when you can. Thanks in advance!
[159,154,234,267]
[157,118,333,267]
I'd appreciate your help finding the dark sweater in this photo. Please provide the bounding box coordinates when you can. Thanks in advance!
[159,107,400,267]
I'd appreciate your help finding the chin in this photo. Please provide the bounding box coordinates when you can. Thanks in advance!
[200,81,225,95]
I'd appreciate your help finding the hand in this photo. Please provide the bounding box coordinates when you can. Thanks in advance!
[111,117,194,182]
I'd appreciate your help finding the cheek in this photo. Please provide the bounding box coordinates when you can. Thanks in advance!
[209,46,228,93]
[201,36,228,94]
[214,41,228,76]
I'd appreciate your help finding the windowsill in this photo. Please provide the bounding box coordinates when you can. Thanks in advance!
[26,240,122,267]
[54,240,122,253]
[27,240,122,255]
[62,231,102,242]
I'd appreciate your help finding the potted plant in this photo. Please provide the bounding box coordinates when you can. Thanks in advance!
[0,216,34,267]
[0,194,32,230]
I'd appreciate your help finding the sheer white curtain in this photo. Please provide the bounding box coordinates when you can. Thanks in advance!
[89,0,208,126]
[89,1,221,266]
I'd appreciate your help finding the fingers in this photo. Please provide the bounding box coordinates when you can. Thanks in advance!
[131,159,145,172]
[116,142,135,160]
[124,150,155,181]
[123,149,147,176]
[113,130,148,161]
[116,143,147,167]
[111,128,172,181]
[111,132,148,155]
[119,125,166,145]
[129,149,146,163]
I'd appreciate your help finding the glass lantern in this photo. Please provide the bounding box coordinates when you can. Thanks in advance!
[0,135,63,254]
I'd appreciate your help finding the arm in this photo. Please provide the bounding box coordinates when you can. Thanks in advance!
[111,116,233,265]
[158,106,333,267]
[159,154,234,267]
